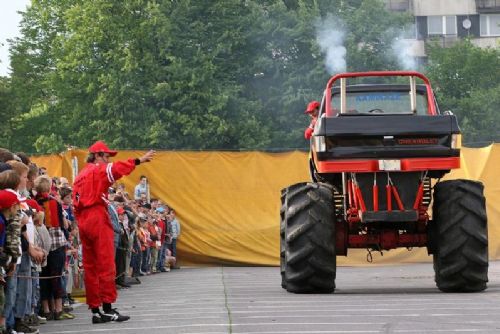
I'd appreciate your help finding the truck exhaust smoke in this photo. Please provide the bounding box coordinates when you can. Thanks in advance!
[315,15,347,74]
[390,26,418,70]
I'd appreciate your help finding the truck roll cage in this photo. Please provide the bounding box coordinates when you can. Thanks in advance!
[323,71,438,117]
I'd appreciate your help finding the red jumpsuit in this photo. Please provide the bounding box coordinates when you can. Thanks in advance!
[304,117,317,140]
[72,159,137,308]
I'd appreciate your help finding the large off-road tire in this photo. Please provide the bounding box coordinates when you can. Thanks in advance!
[284,182,336,293]
[280,188,287,289]
[280,183,307,289]
[431,179,488,292]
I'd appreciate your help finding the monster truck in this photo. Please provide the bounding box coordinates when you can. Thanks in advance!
[280,71,488,293]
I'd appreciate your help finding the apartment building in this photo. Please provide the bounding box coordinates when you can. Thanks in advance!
[386,0,500,57]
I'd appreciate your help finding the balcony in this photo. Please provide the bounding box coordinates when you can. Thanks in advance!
[386,0,411,12]
[476,0,500,13]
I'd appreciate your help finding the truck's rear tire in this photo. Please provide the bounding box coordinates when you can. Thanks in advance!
[280,189,287,289]
[432,179,488,292]
[284,182,336,293]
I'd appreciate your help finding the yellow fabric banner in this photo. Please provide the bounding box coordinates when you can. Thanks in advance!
[31,144,500,266]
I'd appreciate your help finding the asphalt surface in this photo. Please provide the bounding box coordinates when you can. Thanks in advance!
[41,261,500,334]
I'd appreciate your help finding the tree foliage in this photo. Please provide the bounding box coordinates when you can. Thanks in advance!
[426,39,500,144]
[0,0,497,153]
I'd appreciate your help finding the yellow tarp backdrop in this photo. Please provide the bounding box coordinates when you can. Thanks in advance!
[31,144,500,266]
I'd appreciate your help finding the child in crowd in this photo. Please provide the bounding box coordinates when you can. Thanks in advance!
[0,190,23,334]
[0,151,178,331]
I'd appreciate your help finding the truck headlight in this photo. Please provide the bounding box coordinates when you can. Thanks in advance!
[451,134,461,149]
[314,136,326,152]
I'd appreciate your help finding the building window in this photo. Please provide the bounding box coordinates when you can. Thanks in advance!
[428,16,457,35]
[480,14,500,36]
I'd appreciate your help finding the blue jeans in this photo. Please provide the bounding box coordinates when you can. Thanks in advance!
[141,248,150,273]
[31,270,40,315]
[61,273,68,303]
[15,253,32,319]
[156,243,168,271]
[4,265,18,329]
[169,238,177,258]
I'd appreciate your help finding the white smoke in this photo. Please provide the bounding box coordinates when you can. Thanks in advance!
[315,15,347,74]
[390,25,418,70]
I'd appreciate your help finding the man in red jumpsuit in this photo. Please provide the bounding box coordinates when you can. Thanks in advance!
[304,100,320,140]
[72,141,154,324]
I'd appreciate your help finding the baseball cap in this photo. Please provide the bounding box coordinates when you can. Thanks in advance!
[305,101,320,114]
[88,140,118,157]
[0,189,23,209]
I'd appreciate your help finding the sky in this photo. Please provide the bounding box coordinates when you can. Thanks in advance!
[0,0,31,77]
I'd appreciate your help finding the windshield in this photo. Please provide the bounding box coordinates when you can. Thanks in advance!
[331,90,429,115]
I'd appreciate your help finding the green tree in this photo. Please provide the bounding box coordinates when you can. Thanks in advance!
[5,0,422,153]
[426,39,500,144]
[0,77,14,148]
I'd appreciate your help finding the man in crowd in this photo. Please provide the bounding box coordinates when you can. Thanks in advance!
[134,176,149,203]
[72,141,154,324]
[168,210,181,269]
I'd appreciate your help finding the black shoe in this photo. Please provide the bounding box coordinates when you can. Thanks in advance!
[15,320,40,333]
[102,309,130,322]
[134,277,141,284]
[117,282,131,288]
[159,268,167,272]
[92,312,108,324]
[126,277,140,285]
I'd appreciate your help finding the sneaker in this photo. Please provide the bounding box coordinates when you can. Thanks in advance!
[126,278,140,285]
[102,309,130,322]
[15,320,39,333]
[63,305,74,313]
[36,315,47,325]
[24,314,39,327]
[42,311,54,321]
[159,267,167,272]
[117,281,131,288]
[92,312,108,324]
[5,329,24,334]
[54,311,75,320]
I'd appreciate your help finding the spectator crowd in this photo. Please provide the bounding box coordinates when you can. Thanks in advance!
[0,148,181,334]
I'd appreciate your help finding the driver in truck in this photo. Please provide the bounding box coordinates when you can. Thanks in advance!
[304,101,320,140]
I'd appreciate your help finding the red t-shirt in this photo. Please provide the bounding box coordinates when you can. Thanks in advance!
[157,219,166,243]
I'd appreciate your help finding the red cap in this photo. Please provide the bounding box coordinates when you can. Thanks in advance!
[305,101,320,114]
[0,190,23,210]
[26,199,43,212]
[117,207,125,215]
[88,141,117,157]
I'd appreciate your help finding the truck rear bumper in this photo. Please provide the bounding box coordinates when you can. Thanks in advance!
[316,156,460,173]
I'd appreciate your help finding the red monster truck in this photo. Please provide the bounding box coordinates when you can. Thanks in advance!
[280,71,488,293]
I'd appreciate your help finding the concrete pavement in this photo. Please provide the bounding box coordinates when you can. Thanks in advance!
[41,261,500,334]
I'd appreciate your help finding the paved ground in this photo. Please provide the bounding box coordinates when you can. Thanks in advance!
[41,261,500,334]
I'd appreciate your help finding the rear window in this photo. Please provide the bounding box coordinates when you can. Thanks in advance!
[331,91,429,115]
